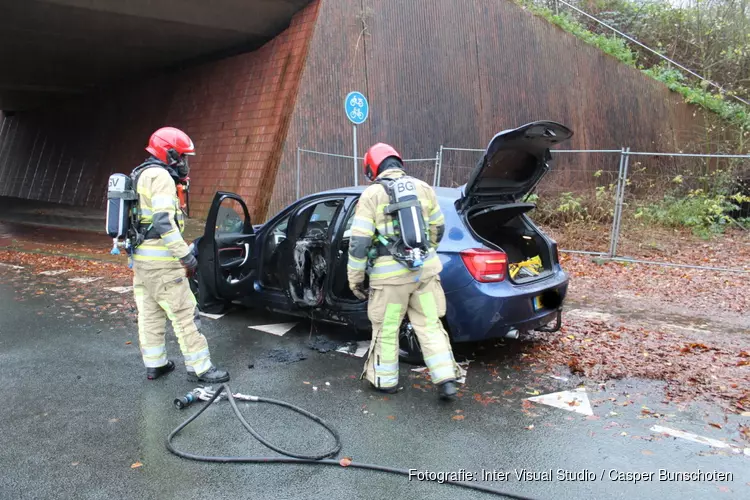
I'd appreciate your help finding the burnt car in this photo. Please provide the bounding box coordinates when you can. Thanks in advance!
[192,121,572,361]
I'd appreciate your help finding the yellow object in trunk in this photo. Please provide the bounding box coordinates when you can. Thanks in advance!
[509,255,543,279]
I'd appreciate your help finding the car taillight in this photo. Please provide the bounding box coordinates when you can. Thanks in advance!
[460,248,507,282]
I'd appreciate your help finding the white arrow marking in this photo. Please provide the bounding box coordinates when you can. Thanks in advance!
[651,425,749,455]
[526,387,593,416]
[249,322,298,336]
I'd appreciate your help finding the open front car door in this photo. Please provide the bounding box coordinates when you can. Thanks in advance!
[196,192,256,310]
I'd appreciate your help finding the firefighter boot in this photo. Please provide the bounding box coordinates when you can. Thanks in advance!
[438,380,457,401]
[369,383,399,395]
[146,360,175,380]
[187,365,230,384]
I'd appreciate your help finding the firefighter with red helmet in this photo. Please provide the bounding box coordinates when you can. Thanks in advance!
[347,143,460,400]
[131,127,229,383]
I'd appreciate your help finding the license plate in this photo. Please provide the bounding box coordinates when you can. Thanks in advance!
[532,295,544,311]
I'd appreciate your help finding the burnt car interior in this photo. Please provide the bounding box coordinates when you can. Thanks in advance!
[285,199,344,306]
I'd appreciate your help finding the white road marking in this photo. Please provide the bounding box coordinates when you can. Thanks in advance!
[39,269,72,276]
[106,286,133,294]
[199,312,225,320]
[565,309,615,322]
[526,387,594,416]
[650,425,749,455]
[411,360,472,384]
[336,341,370,358]
[68,277,103,284]
[0,263,24,269]
[249,322,298,336]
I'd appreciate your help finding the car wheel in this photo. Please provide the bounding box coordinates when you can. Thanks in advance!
[398,320,424,365]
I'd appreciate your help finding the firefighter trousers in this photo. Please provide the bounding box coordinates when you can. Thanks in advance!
[132,265,213,376]
[362,276,460,389]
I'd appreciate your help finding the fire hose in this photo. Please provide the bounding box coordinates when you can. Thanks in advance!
[166,384,538,500]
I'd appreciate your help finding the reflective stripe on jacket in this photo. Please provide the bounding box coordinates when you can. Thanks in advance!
[347,168,445,286]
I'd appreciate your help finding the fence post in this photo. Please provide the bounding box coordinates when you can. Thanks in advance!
[610,147,630,258]
[432,149,440,186]
[296,147,301,199]
[608,147,626,258]
[436,145,444,187]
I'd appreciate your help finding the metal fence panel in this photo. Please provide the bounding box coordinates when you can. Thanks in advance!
[296,148,438,198]
[296,145,749,273]
[439,147,623,255]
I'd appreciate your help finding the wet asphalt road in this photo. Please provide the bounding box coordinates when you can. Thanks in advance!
[0,269,748,500]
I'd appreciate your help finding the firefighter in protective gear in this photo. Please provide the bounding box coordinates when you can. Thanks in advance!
[132,127,229,383]
[347,143,460,400]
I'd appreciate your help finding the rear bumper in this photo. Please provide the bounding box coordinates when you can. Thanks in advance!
[444,271,569,342]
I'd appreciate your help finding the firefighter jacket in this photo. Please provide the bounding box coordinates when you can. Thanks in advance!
[132,165,189,269]
[347,168,446,286]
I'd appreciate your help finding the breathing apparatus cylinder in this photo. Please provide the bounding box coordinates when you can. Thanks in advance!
[381,176,428,269]
[106,173,138,255]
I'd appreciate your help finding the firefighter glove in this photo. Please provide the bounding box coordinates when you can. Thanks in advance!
[350,282,368,301]
[180,253,198,277]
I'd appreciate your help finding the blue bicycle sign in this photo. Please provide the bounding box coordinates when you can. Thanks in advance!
[344,91,368,125]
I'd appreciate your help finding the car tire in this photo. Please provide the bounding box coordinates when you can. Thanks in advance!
[398,320,424,365]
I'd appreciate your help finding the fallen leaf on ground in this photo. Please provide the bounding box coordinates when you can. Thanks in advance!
[451,415,465,421]
[641,450,654,456]
[386,415,396,420]
[302,381,310,385]
[130,462,143,469]
[339,457,352,467]
[709,422,722,429]
[125,341,131,345]
[526,425,534,430]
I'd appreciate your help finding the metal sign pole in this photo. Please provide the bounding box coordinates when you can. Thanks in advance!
[296,147,301,199]
[353,125,358,186]
[344,91,368,187]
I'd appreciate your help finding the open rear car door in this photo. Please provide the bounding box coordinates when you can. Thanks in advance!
[196,192,256,311]
[281,197,345,309]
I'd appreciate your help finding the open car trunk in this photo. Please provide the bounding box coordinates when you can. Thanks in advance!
[467,204,553,284]
[458,121,572,283]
